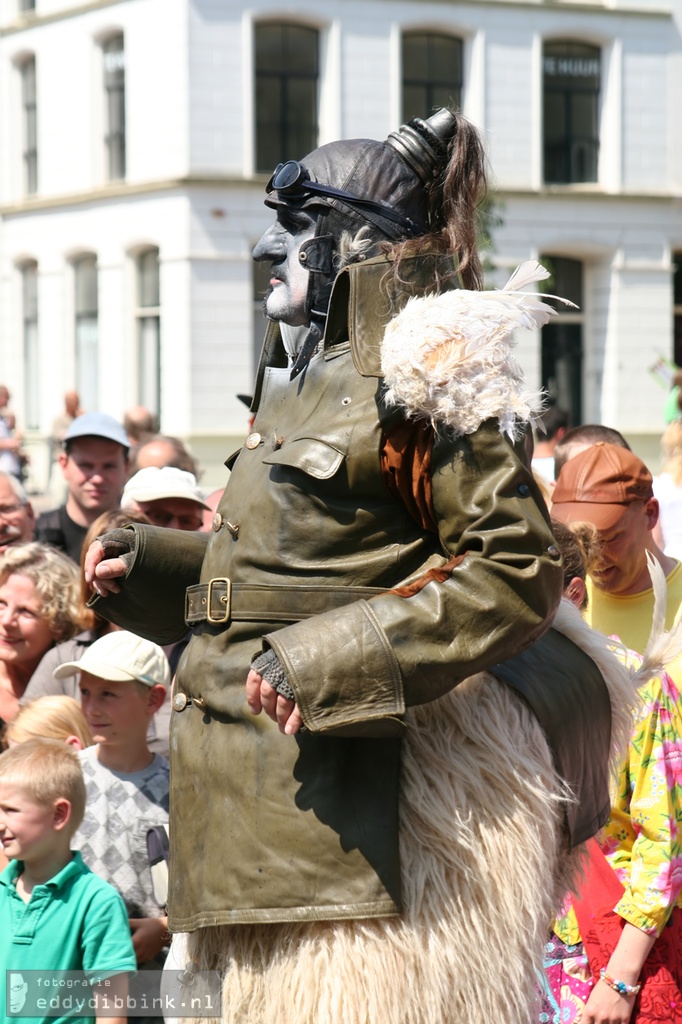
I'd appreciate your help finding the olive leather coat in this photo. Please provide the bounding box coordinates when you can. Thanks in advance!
[94,255,609,931]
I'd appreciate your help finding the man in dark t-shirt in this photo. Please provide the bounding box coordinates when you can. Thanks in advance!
[35,412,129,564]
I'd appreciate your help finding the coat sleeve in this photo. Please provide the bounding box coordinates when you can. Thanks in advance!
[88,524,209,645]
[265,418,563,736]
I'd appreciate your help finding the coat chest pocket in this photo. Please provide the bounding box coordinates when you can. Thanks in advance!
[262,436,346,480]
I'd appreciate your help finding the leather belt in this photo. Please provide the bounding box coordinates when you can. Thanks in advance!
[185,578,385,626]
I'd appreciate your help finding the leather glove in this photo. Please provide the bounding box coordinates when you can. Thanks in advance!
[96,528,137,573]
[251,649,295,701]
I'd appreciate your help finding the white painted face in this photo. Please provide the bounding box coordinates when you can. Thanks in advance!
[252,206,318,327]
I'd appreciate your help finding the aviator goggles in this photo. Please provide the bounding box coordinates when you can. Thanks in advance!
[266,160,425,237]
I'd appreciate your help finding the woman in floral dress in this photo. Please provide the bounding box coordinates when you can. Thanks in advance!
[540,521,682,1024]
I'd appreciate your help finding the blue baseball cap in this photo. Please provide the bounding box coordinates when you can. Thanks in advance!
[63,412,130,451]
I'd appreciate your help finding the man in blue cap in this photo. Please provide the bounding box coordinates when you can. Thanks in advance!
[35,412,129,563]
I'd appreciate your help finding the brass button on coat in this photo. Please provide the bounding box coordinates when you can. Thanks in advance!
[245,432,262,450]
[173,692,189,712]
[212,512,223,532]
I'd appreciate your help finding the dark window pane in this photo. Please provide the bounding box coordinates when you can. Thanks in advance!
[402,32,463,122]
[675,315,682,370]
[22,261,38,318]
[22,58,37,195]
[138,249,160,308]
[138,317,160,417]
[542,321,583,425]
[76,317,99,412]
[674,253,682,306]
[255,77,283,173]
[403,35,429,80]
[402,85,425,122]
[75,257,98,316]
[543,40,600,184]
[571,92,598,138]
[542,256,583,308]
[432,36,461,81]
[674,254,682,367]
[286,25,318,74]
[432,84,461,112]
[255,22,318,172]
[104,35,125,180]
[253,260,270,374]
[22,59,35,102]
[22,262,39,430]
[75,256,99,410]
[256,24,285,69]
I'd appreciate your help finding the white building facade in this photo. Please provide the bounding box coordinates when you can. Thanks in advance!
[0,0,681,487]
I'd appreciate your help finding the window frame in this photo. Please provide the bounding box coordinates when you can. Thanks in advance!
[254,21,319,173]
[543,40,601,185]
[401,31,463,123]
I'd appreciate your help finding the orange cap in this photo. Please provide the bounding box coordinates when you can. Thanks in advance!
[552,442,653,531]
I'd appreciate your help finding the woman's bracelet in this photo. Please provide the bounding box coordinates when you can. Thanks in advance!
[599,968,641,997]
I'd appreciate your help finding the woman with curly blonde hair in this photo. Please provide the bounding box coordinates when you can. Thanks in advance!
[0,542,82,726]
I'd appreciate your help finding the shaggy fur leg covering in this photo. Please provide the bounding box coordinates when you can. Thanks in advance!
[183,674,579,1024]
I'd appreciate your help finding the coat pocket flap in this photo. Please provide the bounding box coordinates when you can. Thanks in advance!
[262,436,346,480]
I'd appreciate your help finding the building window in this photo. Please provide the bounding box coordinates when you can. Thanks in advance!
[103,34,126,180]
[22,262,39,430]
[540,256,584,425]
[21,57,37,195]
[74,257,98,411]
[255,22,318,173]
[543,41,600,184]
[402,32,463,122]
[674,253,682,369]
[136,249,161,421]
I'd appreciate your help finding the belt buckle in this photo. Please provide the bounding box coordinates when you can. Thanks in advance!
[206,577,231,624]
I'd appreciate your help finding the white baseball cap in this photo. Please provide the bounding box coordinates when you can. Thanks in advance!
[53,630,170,688]
[121,466,210,510]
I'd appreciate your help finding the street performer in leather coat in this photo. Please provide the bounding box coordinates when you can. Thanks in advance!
[84,109,628,1024]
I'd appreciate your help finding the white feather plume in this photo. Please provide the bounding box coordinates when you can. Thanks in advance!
[381,260,577,438]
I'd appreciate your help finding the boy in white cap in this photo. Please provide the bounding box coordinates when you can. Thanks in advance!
[53,630,170,1016]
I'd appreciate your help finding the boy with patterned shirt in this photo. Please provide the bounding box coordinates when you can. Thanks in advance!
[53,631,170,977]
[0,738,135,1024]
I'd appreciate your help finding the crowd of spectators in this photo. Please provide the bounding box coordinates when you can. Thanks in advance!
[0,399,211,1023]
[3,389,682,1022]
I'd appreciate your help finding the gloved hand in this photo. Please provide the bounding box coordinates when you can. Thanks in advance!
[97,528,138,571]
[250,649,295,701]
[84,528,137,596]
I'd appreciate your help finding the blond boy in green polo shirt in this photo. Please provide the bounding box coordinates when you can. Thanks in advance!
[0,738,135,1024]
